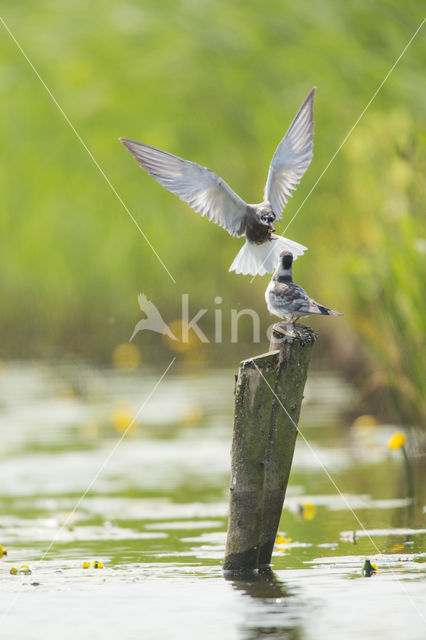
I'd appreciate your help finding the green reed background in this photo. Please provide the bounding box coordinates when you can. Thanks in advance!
[0,0,424,424]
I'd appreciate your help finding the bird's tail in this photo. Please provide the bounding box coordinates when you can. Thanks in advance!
[229,235,307,276]
[315,303,343,317]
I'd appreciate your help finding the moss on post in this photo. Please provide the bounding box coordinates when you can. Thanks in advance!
[223,352,278,572]
[259,323,317,566]
[224,323,316,574]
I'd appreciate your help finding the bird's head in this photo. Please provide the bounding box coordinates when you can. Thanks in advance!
[258,205,276,231]
[280,250,293,270]
[273,250,294,282]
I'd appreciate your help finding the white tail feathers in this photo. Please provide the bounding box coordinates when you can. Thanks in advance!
[229,235,307,276]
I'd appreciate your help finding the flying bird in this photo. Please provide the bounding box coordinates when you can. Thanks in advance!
[120,87,316,276]
[130,294,178,342]
[265,251,343,323]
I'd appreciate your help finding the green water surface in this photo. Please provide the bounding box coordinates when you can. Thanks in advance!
[0,363,424,639]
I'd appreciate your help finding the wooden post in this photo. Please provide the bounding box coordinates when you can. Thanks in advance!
[223,323,317,573]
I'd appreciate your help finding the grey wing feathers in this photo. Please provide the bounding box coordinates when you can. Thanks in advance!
[264,87,316,219]
[120,138,248,237]
[271,282,311,313]
[272,283,342,316]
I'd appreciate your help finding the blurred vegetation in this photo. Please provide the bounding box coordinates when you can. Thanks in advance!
[328,110,426,426]
[0,0,424,425]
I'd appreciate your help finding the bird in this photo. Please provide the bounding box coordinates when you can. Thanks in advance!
[119,87,316,276]
[265,251,343,323]
[129,294,178,342]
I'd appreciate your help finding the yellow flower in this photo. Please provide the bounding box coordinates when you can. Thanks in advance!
[112,343,141,371]
[112,403,135,433]
[0,544,7,557]
[18,565,32,575]
[388,431,406,450]
[300,502,316,521]
[82,561,90,569]
[181,403,203,427]
[163,320,187,352]
[163,320,208,364]
[352,414,379,428]
[92,560,103,569]
[10,567,18,575]
[275,535,292,545]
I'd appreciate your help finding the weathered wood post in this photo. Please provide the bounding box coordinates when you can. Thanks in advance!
[223,323,317,573]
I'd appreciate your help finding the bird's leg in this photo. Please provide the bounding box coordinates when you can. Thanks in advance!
[292,318,305,338]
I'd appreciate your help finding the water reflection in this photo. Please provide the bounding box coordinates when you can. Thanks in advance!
[226,569,300,640]
[226,567,289,598]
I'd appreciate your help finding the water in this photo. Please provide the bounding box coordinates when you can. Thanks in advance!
[0,362,424,639]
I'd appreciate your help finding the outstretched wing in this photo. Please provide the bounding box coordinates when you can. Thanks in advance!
[264,87,316,220]
[120,139,248,237]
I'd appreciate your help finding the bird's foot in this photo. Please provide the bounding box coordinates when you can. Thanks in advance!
[273,322,317,344]
[274,322,297,337]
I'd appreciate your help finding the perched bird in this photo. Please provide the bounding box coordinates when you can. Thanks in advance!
[129,294,178,342]
[265,251,343,323]
[120,87,316,276]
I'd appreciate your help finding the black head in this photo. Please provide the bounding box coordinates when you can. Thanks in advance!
[280,251,293,270]
[260,213,275,228]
